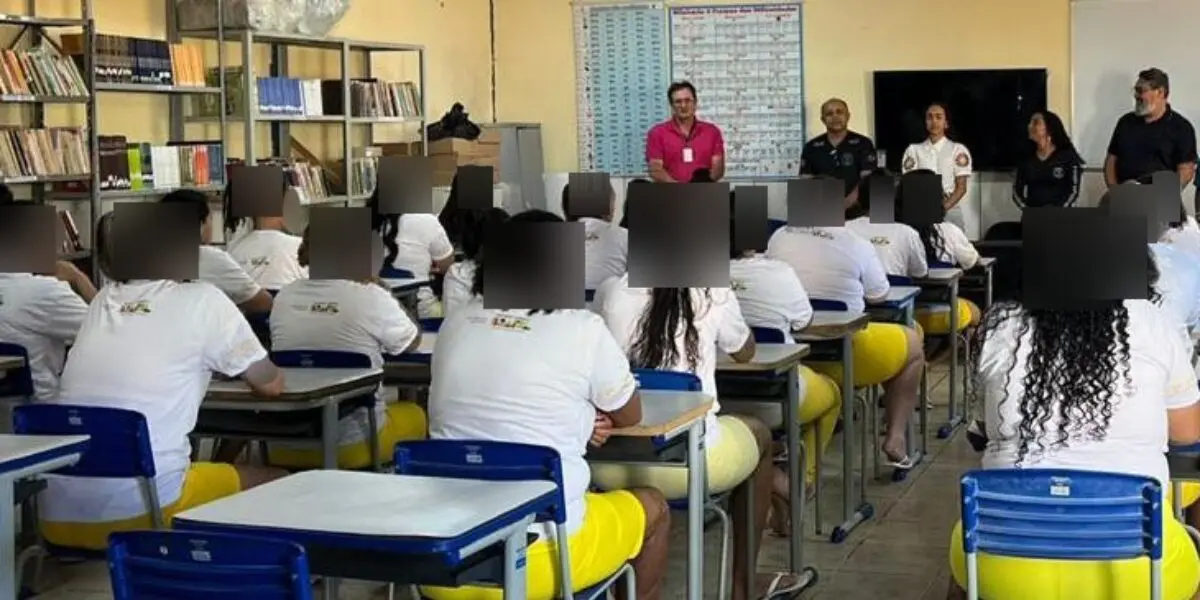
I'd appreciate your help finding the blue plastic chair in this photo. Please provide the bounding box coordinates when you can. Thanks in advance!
[380,266,416,279]
[960,468,1164,600]
[13,405,165,555]
[0,342,33,398]
[246,312,272,351]
[420,318,443,333]
[751,327,786,344]
[887,275,914,286]
[930,260,954,269]
[393,440,632,600]
[584,289,596,303]
[768,219,788,236]
[269,350,383,470]
[108,530,313,599]
[809,299,849,312]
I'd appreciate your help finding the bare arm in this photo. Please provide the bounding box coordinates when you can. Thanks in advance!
[710,156,726,182]
[729,333,755,363]
[606,390,643,429]
[944,176,969,209]
[239,356,284,398]
[648,159,676,183]
[1104,154,1119,187]
[237,290,274,315]
[1169,403,1200,445]
[1178,163,1196,188]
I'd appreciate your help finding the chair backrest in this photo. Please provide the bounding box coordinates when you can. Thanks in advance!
[394,439,567,525]
[107,530,312,599]
[420,318,443,333]
[13,405,156,478]
[380,265,415,279]
[751,327,787,344]
[961,468,1163,562]
[768,219,787,236]
[245,313,272,349]
[270,350,370,369]
[0,342,33,397]
[887,275,914,286]
[930,260,954,269]
[810,298,849,312]
[584,289,596,302]
[632,369,702,392]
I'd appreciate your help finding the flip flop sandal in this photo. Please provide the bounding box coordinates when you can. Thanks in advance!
[883,453,917,470]
[759,570,813,600]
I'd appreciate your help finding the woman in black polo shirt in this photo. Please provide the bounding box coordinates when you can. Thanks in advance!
[1013,110,1084,209]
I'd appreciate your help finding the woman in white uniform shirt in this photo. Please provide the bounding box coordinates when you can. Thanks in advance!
[561,182,629,290]
[370,186,455,319]
[441,207,508,318]
[39,212,287,551]
[424,210,670,600]
[900,102,972,230]
[222,182,307,291]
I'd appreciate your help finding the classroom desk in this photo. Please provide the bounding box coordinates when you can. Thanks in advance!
[795,311,871,543]
[0,358,22,372]
[201,367,382,469]
[0,434,89,600]
[383,277,432,315]
[173,470,556,600]
[977,257,997,308]
[913,267,965,440]
[716,344,817,594]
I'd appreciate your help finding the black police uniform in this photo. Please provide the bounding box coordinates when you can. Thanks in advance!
[1012,149,1083,208]
[799,131,878,198]
[1106,105,1198,184]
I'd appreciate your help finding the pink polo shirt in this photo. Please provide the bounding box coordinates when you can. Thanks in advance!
[645,119,725,182]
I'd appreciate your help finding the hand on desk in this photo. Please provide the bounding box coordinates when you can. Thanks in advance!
[589,414,614,448]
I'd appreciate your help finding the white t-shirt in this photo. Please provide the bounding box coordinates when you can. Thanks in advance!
[765,226,889,314]
[382,213,454,318]
[598,275,750,443]
[270,279,419,446]
[931,222,979,268]
[581,217,628,291]
[199,245,263,305]
[979,300,1199,491]
[429,302,636,535]
[845,216,929,277]
[729,256,812,339]
[1162,217,1200,261]
[441,261,476,319]
[226,229,307,291]
[44,280,266,522]
[901,137,973,195]
[0,274,87,401]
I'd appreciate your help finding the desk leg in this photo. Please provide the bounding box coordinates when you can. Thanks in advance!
[0,476,14,600]
[831,335,872,544]
[502,524,530,599]
[686,420,707,600]
[322,403,339,470]
[938,280,964,440]
[783,368,803,572]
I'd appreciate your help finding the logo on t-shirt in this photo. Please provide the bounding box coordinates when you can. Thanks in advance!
[491,314,532,332]
[870,236,891,246]
[119,301,151,315]
[730,279,748,292]
[586,232,601,242]
[249,256,271,267]
[806,229,834,240]
[309,302,340,314]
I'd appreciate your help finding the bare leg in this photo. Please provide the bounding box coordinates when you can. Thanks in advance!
[945,577,966,600]
[233,465,288,489]
[730,415,773,600]
[617,488,671,600]
[213,439,248,464]
[881,326,925,461]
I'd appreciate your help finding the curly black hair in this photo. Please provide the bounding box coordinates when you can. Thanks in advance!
[629,288,708,373]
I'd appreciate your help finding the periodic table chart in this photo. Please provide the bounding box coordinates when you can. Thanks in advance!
[669,4,805,178]
[573,3,670,175]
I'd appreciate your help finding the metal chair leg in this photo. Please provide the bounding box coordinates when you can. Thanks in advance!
[813,417,823,535]
[712,502,733,600]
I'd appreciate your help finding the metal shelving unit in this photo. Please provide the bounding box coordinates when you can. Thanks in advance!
[169,5,428,208]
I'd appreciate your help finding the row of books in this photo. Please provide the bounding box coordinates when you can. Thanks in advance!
[347,80,422,118]
[0,49,88,97]
[0,128,89,181]
[186,69,421,119]
[92,137,226,192]
[348,147,382,198]
[60,34,207,87]
[250,157,333,205]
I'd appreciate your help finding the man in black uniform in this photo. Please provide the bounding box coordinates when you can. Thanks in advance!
[1104,68,1197,188]
[799,98,878,209]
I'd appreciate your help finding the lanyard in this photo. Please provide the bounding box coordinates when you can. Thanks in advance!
[676,121,698,146]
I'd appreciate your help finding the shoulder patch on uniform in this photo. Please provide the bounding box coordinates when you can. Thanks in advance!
[1052,166,1064,179]
[955,152,970,167]
[902,155,916,171]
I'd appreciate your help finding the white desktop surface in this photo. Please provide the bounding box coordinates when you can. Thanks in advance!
[887,286,921,303]
[922,268,963,282]
[207,367,381,398]
[384,278,431,293]
[718,343,809,372]
[0,434,88,470]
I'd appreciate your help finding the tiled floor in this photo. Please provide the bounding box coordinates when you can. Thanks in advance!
[28,364,972,600]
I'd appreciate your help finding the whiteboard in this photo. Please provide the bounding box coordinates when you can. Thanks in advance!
[669,4,805,178]
[1071,0,1200,165]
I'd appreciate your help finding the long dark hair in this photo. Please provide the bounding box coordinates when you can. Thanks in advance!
[1030,111,1084,166]
[896,169,949,263]
[971,252,1160,465]
[469,209,562,315]
[94,212,118,282]
[367,187,401,267]
[629,288,708,372]
[437,174,469,246]
[461,207,509,261]
[619,179,652,229]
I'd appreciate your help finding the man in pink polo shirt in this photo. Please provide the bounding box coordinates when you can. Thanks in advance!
[645,81,726,183]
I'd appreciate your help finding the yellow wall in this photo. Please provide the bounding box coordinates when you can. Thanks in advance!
[494,0,1072,173]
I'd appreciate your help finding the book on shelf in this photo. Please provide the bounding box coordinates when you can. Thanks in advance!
[58,210,83,254]
[60,33,206,88]
[255,77,328,117]
[192,66,246,118]
[0,128,88,181]
[348,146,381,198]
[321,79,421,118]
[247,158,332,204]
[0,49,88,97]
[56,137,225,193]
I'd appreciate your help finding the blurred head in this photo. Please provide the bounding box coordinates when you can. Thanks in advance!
[1134,68,1170,117]
[161,189,213,244]
[561,183,616,222]
[668,81,698,121]
[925,102,950,139]
[819,98,850,134]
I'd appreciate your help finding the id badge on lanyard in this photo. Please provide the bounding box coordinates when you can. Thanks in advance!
[681,125,697,164]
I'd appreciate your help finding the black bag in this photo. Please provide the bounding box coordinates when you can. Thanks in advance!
[426,103,482,143]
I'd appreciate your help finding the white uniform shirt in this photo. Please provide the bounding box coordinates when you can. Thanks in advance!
[931,222,980,268]
[429,303,636,535]
[979,300,1198,492]
[226,229,307,290]
[598,275,750,444]
[729,255,813,338]
[383,213,454,318]
[1162,217,1200,260]
[581,217,628,291]
[0,274,87,401]
[901,137,973,195]
[441,261,476,319]
[44,280,266,522]
[198,245,263,305]
[270,279,419,446]
[845,216,929,277]
[765,226,889,314]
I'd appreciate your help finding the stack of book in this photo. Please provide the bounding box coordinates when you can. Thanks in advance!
[0,49,88,97]
[59,33,206,87]
[251,158,331,204]
[86,136,225,192]
[322,79,421,118]
[255,77,327,117]
[58,210,84,255]
[348,146,381,198]
[0,128,88,181]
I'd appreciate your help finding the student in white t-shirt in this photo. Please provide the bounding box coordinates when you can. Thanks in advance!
[222,183,307,291]
[160,190,274,315]
[441,207,508,318]
[728,233,841,537]
[267,225,425,469]
[561,182,629,291]
[370,188,455,319]
[38,211,287,551]
[766,224,925,467]
[423,210,669,600]
[844,202,929,278]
